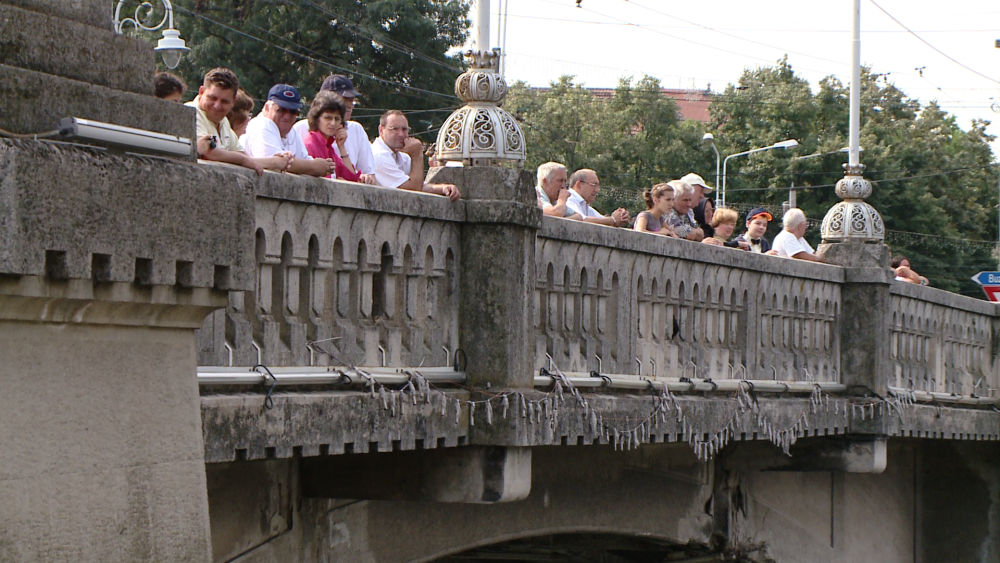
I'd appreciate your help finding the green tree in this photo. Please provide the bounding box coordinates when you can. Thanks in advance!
[171,0,469,135]
[506,75,716,215]
[710,59,998,296]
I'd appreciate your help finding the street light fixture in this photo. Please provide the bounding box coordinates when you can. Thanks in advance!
[115,0,189,70]
[720,139,798,208]
[703,133,721,207]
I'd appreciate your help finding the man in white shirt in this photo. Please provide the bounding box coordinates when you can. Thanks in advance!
[772,208,826,262]
[243,84,334,177]
[536,162,582,220]
[564,169,629,227]
[292,74,377,185]
[185,68,290,175]
[371,110,460,201]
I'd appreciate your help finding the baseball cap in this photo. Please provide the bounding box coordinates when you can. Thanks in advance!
[746,207,773,222]
[267,84,302,111]
[320,74,361,98]
[680,172,713,192]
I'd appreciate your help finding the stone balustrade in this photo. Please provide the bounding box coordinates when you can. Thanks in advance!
[535,218,843,382]
[889,281,999,397]
[198,168,463,368]
[196,164,1000,400]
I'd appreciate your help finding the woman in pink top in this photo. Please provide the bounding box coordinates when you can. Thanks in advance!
[302,91,361,182]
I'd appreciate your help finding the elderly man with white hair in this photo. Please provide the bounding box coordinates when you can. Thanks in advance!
[535,162,582,220]
[772,208,825,262]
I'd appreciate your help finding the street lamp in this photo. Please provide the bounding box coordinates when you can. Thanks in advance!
[703,133,721,207]
[115,0,190,69]
[720,139,798,208]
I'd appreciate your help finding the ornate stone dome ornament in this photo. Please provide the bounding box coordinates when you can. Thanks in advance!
[435,48,526,167]
[821,163,885,242]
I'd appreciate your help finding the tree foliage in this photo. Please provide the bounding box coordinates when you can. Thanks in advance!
[506,75,716,214]
[172,0,469,135]
[711,58,998,296]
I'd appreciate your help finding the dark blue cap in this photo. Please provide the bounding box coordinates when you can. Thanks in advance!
[267,84,302,111]
[320,74,361,98]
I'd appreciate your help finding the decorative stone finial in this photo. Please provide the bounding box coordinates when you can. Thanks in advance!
[820,162,885,242]
[435,48,526,167]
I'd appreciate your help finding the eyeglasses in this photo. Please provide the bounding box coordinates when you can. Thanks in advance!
[580,180,600,188]
[384,125,410,133]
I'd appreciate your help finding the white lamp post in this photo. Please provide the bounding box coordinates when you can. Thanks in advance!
[720,139,798,208]
[820,0,884,242]
[703,133,721,207]
[115,0,190,70]
[788,146,860,208]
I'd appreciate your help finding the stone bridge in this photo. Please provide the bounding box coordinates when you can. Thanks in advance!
[0,3,998,563]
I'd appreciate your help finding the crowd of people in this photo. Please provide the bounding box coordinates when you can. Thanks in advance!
[156,69,934,280]
[536,163,826,262]
[155,68,461,201]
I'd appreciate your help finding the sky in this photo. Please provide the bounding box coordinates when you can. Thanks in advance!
[465,0,1000,154]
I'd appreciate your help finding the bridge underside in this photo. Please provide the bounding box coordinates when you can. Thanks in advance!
[203,438,1000,563]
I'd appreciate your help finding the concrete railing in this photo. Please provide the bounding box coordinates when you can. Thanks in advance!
[197,168,463,368]
[195,164,1000,399]
[535,218,844,382]
[889,281,999,397]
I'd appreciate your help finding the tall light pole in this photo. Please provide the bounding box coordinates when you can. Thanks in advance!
[819,0,883,243]
[703,133,721,208]
[720,139,799,208]
[788,146,858,210]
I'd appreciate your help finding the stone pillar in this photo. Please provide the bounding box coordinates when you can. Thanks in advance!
[427,166,539,389]
[819,164,891,397]
[0,0,194,153]
[0,139,254,561]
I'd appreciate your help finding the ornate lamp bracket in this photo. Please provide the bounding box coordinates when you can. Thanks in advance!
[820,162,885,243]
[114,0,190,69]
[434,48,526,167]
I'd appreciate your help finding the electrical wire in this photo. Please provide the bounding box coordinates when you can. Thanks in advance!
[175,5,461,102]
[0,127,60,139]
[288,0,465,74]
[868,0,1000,85]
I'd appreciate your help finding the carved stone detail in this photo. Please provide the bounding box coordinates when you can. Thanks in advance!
[821,163,885,243]
[435,48,525,167]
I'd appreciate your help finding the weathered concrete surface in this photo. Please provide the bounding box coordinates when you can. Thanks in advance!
[207,459,297,563]
[0,140,254,289]
[431,167,539,389]
[208,445,714,563]
[0,65,195,143]
[0,3,154,94]
[302,446,531,504]
[821,242,893,396]
[730,440,914,563]
[0,0,110,30]
[917,441,1000,563]
[0,321,211,562]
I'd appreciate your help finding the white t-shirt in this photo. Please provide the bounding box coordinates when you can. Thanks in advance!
[772,229,815,258]
[243,114,311,160]
[565,189,604,219]
[293,119,375,174]
[371,137,411,189]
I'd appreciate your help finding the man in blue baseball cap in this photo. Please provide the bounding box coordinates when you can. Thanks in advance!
[244,84,335,177]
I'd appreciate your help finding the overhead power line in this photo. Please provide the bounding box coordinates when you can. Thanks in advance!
[174,5,460,102]
[868,0,1000,85]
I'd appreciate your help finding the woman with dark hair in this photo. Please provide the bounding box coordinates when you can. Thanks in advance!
[693,197,715,238]
[302,91,361,182]
[154,72,186,102]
